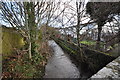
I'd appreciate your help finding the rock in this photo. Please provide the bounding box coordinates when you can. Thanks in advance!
[89,56,120,79]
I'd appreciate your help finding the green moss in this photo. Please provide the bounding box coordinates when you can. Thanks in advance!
[54,38,115,73]
[80,40,96,45]
[1,27,25,58]
[62,44,76,54]
[55,39,77,55]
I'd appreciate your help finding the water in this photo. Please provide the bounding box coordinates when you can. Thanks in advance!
[44,40,80,78]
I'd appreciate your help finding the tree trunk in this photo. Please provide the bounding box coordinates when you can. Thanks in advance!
[76,2,86,62]
[26,2,36,59]
[27,2,38,58]
[76,11,84,62]
[28,27,32,59]
[29,41,32,59]
[96,25,102,50]
[118,28,120,39]
[118,28,120,47]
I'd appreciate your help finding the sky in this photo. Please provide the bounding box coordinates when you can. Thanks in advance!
[49,0,90,28]
[0,0,119,35]
[0,0,89,27]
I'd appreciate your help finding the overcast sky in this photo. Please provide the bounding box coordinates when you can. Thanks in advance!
[0,0,119,34]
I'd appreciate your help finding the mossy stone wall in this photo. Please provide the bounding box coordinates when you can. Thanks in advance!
[1,27,25,58]
[54,38,115,75]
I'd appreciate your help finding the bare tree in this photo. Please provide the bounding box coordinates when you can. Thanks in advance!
[0,0,65,59]
[86,2,120,50]
[75,0,88,61]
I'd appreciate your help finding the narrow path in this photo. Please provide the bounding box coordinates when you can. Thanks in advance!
[44,40,80,78]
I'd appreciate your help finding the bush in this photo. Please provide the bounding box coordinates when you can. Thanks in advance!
[2,51,45,78]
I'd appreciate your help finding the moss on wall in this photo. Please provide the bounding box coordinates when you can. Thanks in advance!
[0,27,2,55]
[54,38,115,75]
[1,27,25,58]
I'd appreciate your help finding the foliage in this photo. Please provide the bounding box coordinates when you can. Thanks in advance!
[31,42,39,55]
[80,40,105,50]
[2,52,44,78]
[2,40,51,78]
[86,2,120,25]
[86,2,120,49]
[38,30,42,41]
[40,25,59,40]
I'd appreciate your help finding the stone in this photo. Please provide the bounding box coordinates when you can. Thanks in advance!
[89,56,120,79]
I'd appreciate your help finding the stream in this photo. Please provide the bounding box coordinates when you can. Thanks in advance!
[44,40,80,78]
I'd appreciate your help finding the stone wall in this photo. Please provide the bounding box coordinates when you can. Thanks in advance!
[89,56,120,79]
[54,38,115,78]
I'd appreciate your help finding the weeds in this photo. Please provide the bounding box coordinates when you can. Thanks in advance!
[2,41,51,78]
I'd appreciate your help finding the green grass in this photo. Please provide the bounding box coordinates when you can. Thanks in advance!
[80,40,105,49]
[80,40,96,46]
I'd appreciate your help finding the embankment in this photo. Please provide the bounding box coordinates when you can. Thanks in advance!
[54,38,115,78]
[1,26,25,59]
